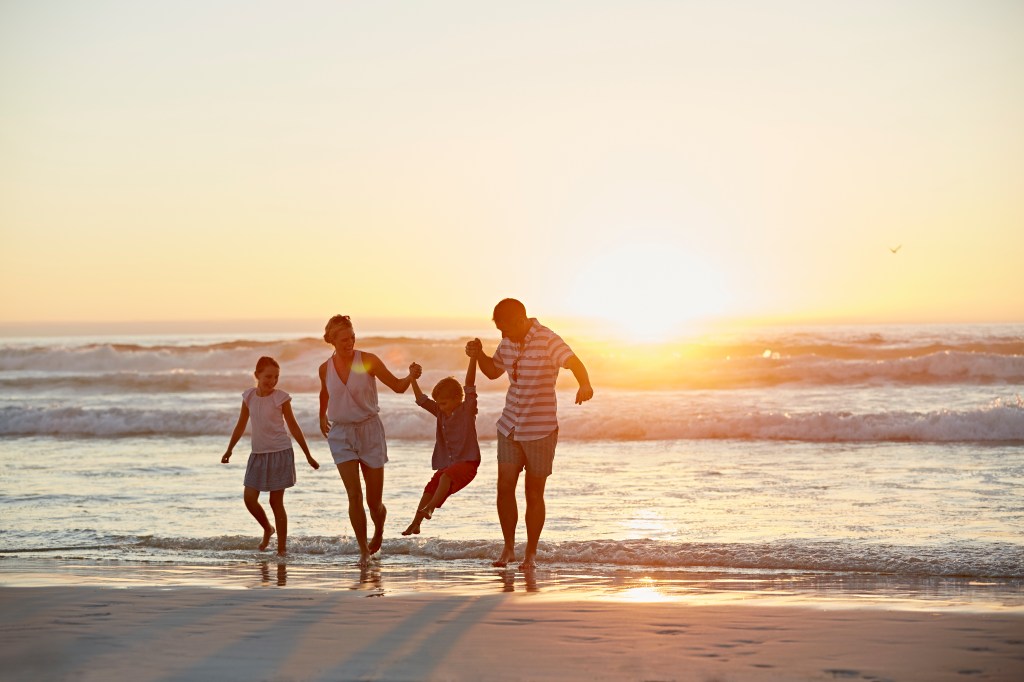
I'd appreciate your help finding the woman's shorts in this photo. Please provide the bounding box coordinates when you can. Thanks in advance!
[327,415,388,468]
[244,448,297,491]
[423,460,480,507]
[496,428,558,477]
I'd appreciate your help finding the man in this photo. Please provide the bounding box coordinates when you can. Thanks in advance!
[466,299,593,570]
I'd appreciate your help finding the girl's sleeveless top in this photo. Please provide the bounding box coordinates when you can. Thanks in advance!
[326,350,379,424]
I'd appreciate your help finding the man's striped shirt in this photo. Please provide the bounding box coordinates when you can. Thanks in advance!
[492,319,575,441]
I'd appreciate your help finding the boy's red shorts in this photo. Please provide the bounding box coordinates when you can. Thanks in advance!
[423,460,480,507]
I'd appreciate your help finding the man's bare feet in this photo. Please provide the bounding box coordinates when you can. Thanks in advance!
[259,526,276,551]
[401,522,421,536]
[492,546,516,568]
[368,504,387,554]
[357,551,370,568]
[518,555,537,571]
[276,549,287,558]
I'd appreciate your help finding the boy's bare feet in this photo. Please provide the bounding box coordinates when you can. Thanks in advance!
[492,546,516,568]
[259,526,276,551]
[368,504,387,554]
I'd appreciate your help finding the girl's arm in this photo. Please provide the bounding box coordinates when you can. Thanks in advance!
[221,402,250,463]
[365,353,420,393]
[282,401,319,469]
[465,355,477,388]
[318,362,330,438]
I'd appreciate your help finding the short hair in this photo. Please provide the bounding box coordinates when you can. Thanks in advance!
[431,376,463,401]
[492,298,526,321]
[323,314,353,343]
[255,356,280,374]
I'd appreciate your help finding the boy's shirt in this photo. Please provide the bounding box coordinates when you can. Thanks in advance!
[416,386,481,469]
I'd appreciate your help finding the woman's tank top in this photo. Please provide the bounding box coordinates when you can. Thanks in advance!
[326,350,379,424]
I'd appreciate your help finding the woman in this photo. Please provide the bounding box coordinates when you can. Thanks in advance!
[318,314,421,566]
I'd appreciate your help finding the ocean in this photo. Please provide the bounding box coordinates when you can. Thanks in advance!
[2,323,1022,607]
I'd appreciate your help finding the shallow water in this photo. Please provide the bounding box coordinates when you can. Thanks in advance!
[2,324,1023,608]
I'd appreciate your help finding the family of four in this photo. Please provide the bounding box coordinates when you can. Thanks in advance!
[221,299,593,569]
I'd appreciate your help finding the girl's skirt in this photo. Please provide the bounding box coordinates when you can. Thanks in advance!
[244,448,297,491]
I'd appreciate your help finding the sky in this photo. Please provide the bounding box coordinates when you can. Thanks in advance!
[2,1,1022,338]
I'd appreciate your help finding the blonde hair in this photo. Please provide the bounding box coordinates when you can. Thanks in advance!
[323,314,353,343]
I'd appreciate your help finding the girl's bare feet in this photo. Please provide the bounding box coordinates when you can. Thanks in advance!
[259,526,276,551]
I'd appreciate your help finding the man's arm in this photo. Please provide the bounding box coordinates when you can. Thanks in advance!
[466,338,503,380]
[565,355,594,405]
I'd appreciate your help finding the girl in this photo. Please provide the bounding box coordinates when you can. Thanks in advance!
[222,356,319,556]
[318,314,420,567]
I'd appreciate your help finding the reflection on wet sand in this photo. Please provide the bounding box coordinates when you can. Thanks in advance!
[496,569,539,593]
[4,557,1020,611]
[259,561,287,586]
[354,565,384,596]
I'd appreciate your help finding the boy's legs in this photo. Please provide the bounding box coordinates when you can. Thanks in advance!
[269,489,287,556]
[362,462,386,555]
[402,490,433,535]
[243,486,275,551]
[421,473,452,518]
[336,461,370,566]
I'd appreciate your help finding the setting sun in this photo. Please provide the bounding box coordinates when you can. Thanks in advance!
[566,241,731,341]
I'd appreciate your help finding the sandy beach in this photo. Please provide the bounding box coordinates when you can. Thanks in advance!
[2,581,1022,682]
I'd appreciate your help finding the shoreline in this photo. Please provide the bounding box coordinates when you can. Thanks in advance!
[2,556,1022,612]
[3,583,1023,681]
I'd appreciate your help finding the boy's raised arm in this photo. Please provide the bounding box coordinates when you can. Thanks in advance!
[410,372,426,401]
[467,338,502,380]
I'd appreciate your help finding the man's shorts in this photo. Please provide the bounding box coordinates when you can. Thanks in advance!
[496,428,558,477]
[327,415,388,468]
[423,460,480,507]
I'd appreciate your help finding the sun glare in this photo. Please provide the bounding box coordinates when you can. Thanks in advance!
[567,241,730,342]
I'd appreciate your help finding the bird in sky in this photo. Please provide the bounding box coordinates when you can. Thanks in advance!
[889,245,902,254]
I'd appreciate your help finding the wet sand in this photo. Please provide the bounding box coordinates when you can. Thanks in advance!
[2,583,1022,681]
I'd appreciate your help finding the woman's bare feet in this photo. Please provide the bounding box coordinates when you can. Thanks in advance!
[401,521,421,536]
[368,504,387,554]
[518,554,537,571]
[419,505,434,520]
[491,545,516,568]
[259,526,276,551]
[357,551,370,568]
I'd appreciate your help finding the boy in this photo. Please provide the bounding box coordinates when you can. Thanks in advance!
[402,356,481,535]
